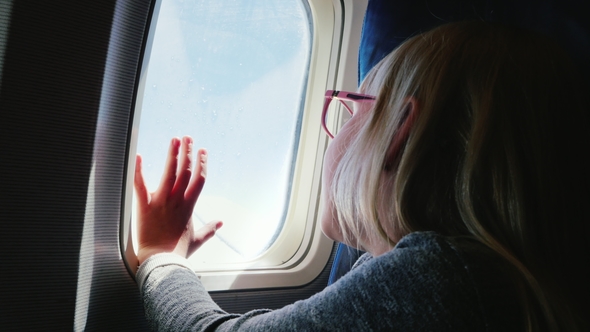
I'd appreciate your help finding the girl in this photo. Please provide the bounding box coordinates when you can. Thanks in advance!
[134,21,589,331]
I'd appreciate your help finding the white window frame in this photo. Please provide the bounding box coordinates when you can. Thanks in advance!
[121,0,368,291]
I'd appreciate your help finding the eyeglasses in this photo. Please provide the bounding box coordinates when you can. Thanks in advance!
[321,90,376,138]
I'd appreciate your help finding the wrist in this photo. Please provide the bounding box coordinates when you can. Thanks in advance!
[138,246,176,266]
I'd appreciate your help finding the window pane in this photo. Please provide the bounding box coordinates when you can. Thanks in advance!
[133,0,311,266]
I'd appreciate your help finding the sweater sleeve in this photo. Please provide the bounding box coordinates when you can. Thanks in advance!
[137,233,514,331]
[137,253,259,331]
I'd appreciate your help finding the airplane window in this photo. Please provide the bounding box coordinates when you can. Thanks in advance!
[132,0,311,268]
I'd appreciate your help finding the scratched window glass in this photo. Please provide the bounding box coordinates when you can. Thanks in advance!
[133,0,311,266]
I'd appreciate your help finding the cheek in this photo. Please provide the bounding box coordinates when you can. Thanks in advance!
[320,144,343,243]
[322,112,364,180]
[319,113,365,243]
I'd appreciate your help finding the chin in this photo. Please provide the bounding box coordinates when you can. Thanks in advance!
[320,215,343,243]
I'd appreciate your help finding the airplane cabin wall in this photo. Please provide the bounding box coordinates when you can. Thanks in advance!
[0,1,153,330]
[0,0,337,330]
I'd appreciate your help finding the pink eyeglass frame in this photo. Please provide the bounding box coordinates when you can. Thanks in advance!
[321,90,376,138]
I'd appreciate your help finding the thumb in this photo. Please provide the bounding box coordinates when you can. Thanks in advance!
[188,220,223,255]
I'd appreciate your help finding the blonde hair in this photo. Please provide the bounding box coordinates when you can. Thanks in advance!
[332,21,589,331]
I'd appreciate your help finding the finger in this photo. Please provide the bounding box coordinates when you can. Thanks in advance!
[188,220,223,255]
[134,154,150,206]
[172,136,193,197]
[185,148,207,203]
[158,137,181,194]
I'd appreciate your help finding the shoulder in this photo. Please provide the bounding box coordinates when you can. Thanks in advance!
[340,231,523,331]
[364,231,518,280]
[354,231,503,283]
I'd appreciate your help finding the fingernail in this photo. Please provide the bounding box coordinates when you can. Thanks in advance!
[171,137,180,148]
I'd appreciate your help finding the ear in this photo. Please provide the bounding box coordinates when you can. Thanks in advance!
[384,97,419,171]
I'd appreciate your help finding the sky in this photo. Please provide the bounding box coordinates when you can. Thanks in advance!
[133,0,311,262]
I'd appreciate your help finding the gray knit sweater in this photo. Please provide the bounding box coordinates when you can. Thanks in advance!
[137,232,523,331]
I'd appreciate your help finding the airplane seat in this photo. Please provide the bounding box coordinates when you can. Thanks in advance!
[328,0,590,285]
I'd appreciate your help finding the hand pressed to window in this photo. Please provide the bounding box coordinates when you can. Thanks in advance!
[134,136,222,265]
